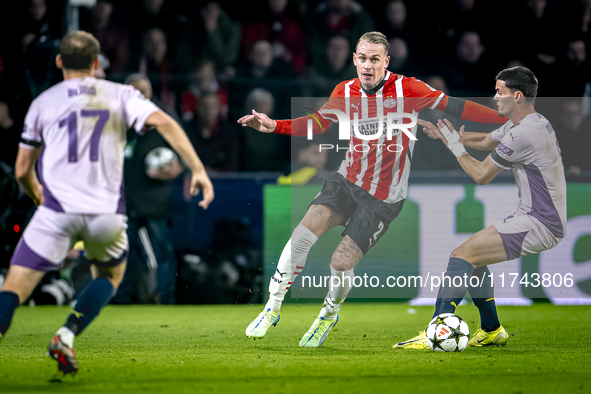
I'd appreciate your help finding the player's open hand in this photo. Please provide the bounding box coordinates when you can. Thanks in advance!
[190,171,215,209]
[417,119,444,140]
[237,110,277,133]
[437,119,465,147]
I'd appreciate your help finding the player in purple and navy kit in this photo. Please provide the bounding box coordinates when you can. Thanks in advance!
[0,31,214,374]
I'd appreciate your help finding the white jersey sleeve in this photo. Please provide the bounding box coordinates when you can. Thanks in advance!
[123,86,159,133]
[20,99,44,150]
[490,120,512,142]
[490,126,534,169]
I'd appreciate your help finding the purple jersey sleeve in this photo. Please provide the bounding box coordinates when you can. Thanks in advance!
[20,100,43,149]
[123,87,159,133]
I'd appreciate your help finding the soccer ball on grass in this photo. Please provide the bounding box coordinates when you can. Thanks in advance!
[426,313,470,352]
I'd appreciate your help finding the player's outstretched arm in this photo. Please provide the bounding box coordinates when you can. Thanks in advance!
[438,97,507,125]
[14,146,43,206]
[237,110,329,137]
[237,110,277,133]
[417,119,446,140]
[461,132,499,151]
[418,119,499,151]
[145,110,214,209]
[437,119,504,185]
[457,153,504,185]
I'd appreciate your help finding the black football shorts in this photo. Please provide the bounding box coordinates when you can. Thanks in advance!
[309,172,404,255]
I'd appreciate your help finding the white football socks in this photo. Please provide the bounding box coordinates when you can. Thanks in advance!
[56,326,75,348]
[319,266,354,320]
[265,224,318,313]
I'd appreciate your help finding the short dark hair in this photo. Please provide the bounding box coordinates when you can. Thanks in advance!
[496,66,538,104]
[59,31,100,70]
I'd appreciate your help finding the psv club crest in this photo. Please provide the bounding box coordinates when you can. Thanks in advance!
[383,98,397,108]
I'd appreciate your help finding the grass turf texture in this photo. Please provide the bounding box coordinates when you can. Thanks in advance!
[1,303,590,393]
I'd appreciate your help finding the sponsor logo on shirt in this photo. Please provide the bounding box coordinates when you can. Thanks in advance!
[497,143,514,156]
[350,117,400,136]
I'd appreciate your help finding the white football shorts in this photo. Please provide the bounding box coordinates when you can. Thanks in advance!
[492,212,561,261]
[11,206,128,271]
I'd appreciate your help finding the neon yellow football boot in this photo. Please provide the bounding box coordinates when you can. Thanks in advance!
[299,315,339,347]
[468,325,508,347]
[393,330,430,349]
[245,308,280,338]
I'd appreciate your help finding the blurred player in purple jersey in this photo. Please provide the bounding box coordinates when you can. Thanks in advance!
[0,31,214,375]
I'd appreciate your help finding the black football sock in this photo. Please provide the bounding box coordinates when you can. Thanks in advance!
[433,258,474,317]
[64,278,115,335]
[468,266,501,332]
[0,291,20,336]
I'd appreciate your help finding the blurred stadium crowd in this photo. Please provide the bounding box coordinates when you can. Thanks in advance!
[0,0,590,304]
[1,0,590,173]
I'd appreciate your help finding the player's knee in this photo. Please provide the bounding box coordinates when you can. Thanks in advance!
[449,248,479,269]
[450,246,463,259]
[2,278,35,304]
[450,245,472,263]
[108,266,126,289]
[301,204,341,237]
[331,240,362,271]
[330,255,347,271]
[1,283,30,304]
[330,256,360,272]
[93,261,126,289]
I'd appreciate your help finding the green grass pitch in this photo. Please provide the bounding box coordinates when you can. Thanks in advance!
[1,303,590,393]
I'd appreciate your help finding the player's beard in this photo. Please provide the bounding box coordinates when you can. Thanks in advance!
[361,74,385,92]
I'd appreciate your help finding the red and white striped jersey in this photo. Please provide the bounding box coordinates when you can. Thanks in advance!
[320,71,445,203]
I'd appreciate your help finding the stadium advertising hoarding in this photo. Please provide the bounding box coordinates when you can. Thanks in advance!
[264,183,591,304]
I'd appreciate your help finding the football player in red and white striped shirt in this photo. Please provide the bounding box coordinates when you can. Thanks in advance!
[240,31,507,347]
